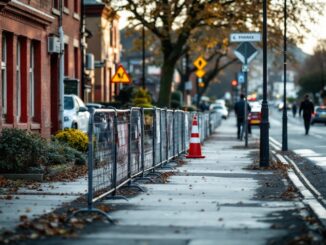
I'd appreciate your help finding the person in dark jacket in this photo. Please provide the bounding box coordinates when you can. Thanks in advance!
[299,94,314,135]
[292,103,297,117]
[234,94,251,139]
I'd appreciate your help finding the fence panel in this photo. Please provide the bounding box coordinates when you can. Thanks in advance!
[143,108,154,170]
[161,109,168,163]
[174,111,183,154]
[91,110,115,201]
[154,109,161,166]
[167,110,174,160]
[130,108,142,177]
[116,110,130,185]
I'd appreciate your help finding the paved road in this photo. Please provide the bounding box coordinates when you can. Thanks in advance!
[268,109,326,155]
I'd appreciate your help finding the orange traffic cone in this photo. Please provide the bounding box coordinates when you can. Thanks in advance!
[186,115,205,158]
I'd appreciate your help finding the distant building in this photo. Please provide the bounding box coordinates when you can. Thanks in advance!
[0,0,82,136]
[84,0,121,103]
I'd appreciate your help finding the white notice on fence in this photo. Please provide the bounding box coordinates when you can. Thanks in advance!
[156,111,161,143]
[185,116,189,134]
[118,124,127,146]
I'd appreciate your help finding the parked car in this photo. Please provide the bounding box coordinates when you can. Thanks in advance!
[277,101,292,111]
[64,95,90,133]
[311,106,326,125]
[210,104,228,119]
[86,103,104,112]
[248,102,261,126]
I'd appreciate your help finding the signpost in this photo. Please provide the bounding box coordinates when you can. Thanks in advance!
[111,65,131,84]
[238,72,245,84]
[230,33,261,43]
[193,56,207,106]
[232,34,260,147]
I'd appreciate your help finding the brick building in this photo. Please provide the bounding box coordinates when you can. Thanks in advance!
[84,0,121,103]
[0,0,82,137]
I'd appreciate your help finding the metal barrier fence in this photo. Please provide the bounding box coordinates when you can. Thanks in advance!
[72,108,222,221]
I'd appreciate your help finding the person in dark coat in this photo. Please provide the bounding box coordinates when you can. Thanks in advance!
[292,103,297,117]
[234,94,251,139]
[299,94,314,135]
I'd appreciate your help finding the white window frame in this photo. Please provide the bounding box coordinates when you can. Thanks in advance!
[16,39,21,120]
[29,43,35,118]
[1,34,7,119]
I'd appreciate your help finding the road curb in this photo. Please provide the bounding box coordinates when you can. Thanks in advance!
[270,138,326,228]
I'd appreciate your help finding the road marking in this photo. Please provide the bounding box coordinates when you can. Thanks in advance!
[269,137,281,150]
[312,134,323,139]
[293,149,321,157]
[283,155,322,198]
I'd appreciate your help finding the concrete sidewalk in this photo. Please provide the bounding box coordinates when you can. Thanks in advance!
[39,118,307,245]
[0,176,87,232]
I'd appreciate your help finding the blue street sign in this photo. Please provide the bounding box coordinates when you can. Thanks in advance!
[238,72,245,84]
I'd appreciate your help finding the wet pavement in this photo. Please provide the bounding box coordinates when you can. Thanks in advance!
[28,118,319,245]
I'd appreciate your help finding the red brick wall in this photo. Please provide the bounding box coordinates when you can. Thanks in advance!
[0,0,81,137]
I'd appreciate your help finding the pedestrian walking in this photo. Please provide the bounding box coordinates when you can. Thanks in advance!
[234,94,251,140]
[299,94,314,135]
[292,103,297,117]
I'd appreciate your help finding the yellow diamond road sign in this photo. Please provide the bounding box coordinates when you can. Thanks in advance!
[193,56,207,70]
[195,69,206,78]
[111,65,131,83]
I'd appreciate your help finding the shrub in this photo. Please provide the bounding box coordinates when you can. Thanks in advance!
[46,139,86,166]
[54,129,88,152]
[132,88,153,108]
[171,91,183,109]
[0,128,47,172]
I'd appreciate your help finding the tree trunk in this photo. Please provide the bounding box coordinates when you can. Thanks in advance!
[157,59,177,107]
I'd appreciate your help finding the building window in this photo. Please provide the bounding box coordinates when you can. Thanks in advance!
[74,47,78,79]
[53,0,59,9]
[29,43,35,118]
[74,0,78,13]
[1,34,7,119]
[64,44,68,76]
[16,39,21,121]
[64,0,68,8]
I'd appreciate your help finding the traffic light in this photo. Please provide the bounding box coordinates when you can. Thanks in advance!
[231,79,238,87]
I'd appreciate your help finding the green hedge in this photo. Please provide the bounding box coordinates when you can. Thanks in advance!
[0,128,86,173]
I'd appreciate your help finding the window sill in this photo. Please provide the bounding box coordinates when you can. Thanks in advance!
[52,8,60,16]
[63,7,69,15]
[73,13,80,20]
[2,123,13,128]
[31,123,41,130]
[17,123,28,129]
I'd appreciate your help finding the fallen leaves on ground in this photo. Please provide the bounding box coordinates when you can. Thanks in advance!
[175,158,186,166]
[45,165,87,182]
[246,159,290,177]
[160,172,175,183]
[1,211,90,243]
[280,185,299,200]
[0,177,41,194]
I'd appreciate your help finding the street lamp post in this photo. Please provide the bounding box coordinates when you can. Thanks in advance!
[282,0,288,151]
[58,0,65,130]
[142,10,146,89]
[260,0,270,166]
